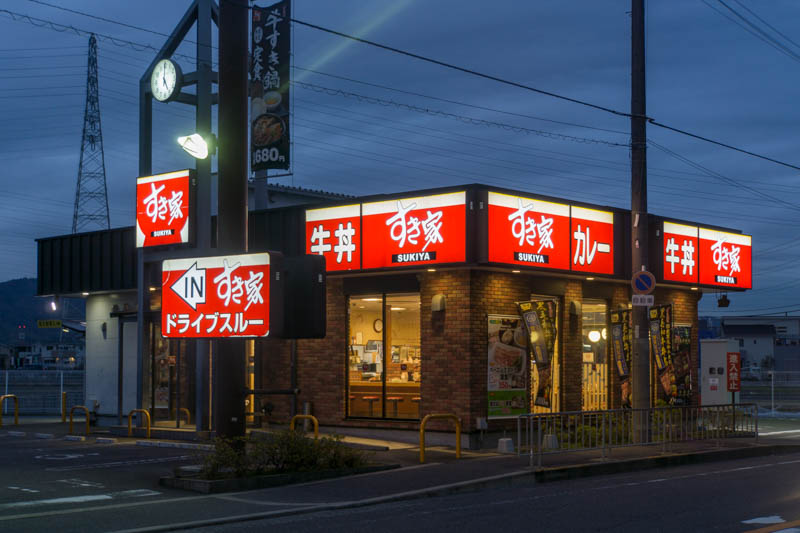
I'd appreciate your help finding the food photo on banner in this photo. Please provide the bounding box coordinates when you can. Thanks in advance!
[610,309,632,407]
[487,315,528,418]
[649,305,674,402]
[250,0,290,170]
[517,300,557,408]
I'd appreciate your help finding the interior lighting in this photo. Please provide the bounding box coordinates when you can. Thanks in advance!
[177,133,216,159]
[361,298,381,302]
[391,307,406,311]
[601,328,607,340]
[511,270,521,274]
[427,268,436,272]
[588,330,602,343]
[149,287,157,292]
[81,292,90,296]
[691,287,699,291]
[586,277,595,281]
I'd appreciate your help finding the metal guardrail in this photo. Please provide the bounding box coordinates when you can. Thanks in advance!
[517,404,758,468]
[0,395,18,427]
[69,405,90,436]
[128,409,151,439]
[289,414,319,438]
[420,413,461,464]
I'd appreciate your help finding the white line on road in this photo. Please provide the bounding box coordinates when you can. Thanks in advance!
[742,515,785,524]
[759,430,800,436]
[45,455,193,472]
[0,489,161,510]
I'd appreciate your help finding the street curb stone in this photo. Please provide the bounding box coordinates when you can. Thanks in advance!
[137,440,213,451]
[7,431,25,437]
[96,437,117,444]
[64,435,86,441]
[34,433,55,439]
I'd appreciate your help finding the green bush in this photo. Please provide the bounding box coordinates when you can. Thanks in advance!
[201,430,369,479]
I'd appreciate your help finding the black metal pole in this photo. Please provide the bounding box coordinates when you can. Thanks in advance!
[631,0,650,442]
[215,0,249,438]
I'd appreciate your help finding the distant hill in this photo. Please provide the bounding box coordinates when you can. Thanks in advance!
[0,278,85,346]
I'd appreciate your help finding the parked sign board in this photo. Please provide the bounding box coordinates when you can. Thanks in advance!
[162,253,279,338]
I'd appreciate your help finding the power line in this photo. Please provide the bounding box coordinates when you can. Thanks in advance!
[293,80,628,148]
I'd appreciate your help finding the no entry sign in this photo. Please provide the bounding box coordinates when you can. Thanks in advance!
[161,252,283,338]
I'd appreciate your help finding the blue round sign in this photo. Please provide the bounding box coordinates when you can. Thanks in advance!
[631,270,656,295]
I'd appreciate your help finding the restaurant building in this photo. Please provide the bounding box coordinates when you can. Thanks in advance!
[36,183,752,447]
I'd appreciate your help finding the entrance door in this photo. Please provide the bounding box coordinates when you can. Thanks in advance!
[581,300,608,411]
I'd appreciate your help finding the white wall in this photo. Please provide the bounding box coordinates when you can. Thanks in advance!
[85,292,138,420]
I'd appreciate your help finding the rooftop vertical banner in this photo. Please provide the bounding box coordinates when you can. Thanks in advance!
[251,0,290,170]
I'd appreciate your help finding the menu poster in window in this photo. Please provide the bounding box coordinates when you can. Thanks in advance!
[487,315,528,419]
[361,192,466,269]
[649,304,674,399]
[487,192,571,270]
[671,325,693,404]
[610,310,632,407]
[517,300,557,408]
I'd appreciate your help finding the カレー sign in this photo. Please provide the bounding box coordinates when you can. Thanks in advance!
[698,228,752,289]
[727,351,741,392]
[663,222,698,284]
[306,204,361,271]
[136,170,193,248]
[162,253,280,338]
[361,191,466,268]
[571,206,614,275]
[487,192,571,270]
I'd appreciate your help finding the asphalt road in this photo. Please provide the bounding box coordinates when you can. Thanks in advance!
[190,452,800,533]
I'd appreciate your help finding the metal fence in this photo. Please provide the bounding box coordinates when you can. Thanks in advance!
[517,404,758,468]
[741,371,800,415]
[0,371,85,415]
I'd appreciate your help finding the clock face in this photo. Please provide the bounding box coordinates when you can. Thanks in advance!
[151,59,179,102]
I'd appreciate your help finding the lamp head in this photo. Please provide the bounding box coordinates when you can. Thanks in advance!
[177,133,216,159]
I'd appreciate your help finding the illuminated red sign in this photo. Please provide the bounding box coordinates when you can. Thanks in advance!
[698,228,752,289]
[306,204,361,271]
[662,222,699,284]
[162,253,272,338]
[570,206,614,275]
[361,191,466,269]
[487,192,571,270]
[136,170,192,248]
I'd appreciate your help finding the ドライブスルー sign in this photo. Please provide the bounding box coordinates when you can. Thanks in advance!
[162,253,282,338]
[250,0,290,170]
[136,170,193,248]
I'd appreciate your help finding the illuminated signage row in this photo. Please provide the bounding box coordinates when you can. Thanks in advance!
[487,192,615,275]
[662,221,752,290]
[136,170,193,248]
[304,188,751,290]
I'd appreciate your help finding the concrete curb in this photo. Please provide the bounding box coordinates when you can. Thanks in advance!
[109,444,800,533]
[136,440,213,451]
[34,433,55,439]
[64,435,86,441]
[7,431,25,437]
[96,437,117,444]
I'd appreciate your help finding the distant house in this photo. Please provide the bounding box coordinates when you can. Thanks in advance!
[721,324,776,370]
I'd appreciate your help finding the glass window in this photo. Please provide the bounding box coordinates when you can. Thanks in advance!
[347,293,421,419]
[581,300,608,410]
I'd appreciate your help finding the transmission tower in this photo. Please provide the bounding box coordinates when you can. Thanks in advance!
[72,34,110,233]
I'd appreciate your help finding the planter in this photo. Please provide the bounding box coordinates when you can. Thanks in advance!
[160,464,400,494]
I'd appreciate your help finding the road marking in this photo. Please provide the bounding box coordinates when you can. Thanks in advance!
[743,516,785,525]
[0,489,161,510]
[0,494,209,522]
[45,455,193,472]
[759,430,800,436]
[55,478,105,489]
[7,486,39,493]
[35,453,85,460]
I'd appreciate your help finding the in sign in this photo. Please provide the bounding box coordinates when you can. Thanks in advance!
[161,252,284,338]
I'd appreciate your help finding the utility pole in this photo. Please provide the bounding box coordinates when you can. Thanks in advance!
[215,0,250,438]
[630,0,650,441]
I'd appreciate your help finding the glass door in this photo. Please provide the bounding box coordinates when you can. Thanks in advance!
[581,300,608,411]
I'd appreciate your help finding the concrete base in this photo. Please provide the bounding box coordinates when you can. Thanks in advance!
[497,438,515,454]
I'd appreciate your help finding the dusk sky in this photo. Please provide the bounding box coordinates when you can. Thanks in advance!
[1,0,799,316]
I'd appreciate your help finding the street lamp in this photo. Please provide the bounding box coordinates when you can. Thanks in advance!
[177,133,216,159]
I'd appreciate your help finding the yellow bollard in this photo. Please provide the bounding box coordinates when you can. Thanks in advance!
[128,409,151,439]
[420,413,461,464]
[0,395,19,427]
[69,405,90,436]
[289,414,319,439]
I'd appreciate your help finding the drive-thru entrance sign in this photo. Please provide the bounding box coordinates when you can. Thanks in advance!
[162,252,282,338]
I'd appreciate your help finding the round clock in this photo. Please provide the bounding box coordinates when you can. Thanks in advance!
[150,59,183,102]
[373,319,383,333]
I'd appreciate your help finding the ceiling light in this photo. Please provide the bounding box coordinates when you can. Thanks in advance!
[149,287,157,292]
[691,287,699,291]
[427,268,436,272]
[391,307,406,311]
[177,133,216,159]
[512,270,521,274]
[81,292,89,296]
[586,277,595,281]
[588,330,601,343]
[361,298,381,302]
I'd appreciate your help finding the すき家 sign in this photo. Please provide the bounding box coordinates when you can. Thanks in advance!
[136,170,193,248]
[162,253,282,338]
[698,228,752,289]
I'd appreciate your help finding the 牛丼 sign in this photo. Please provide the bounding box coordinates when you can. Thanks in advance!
[305,204,361,271]
[136,170,193,248]
[662,222,698,284]
[161,253,282,338]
